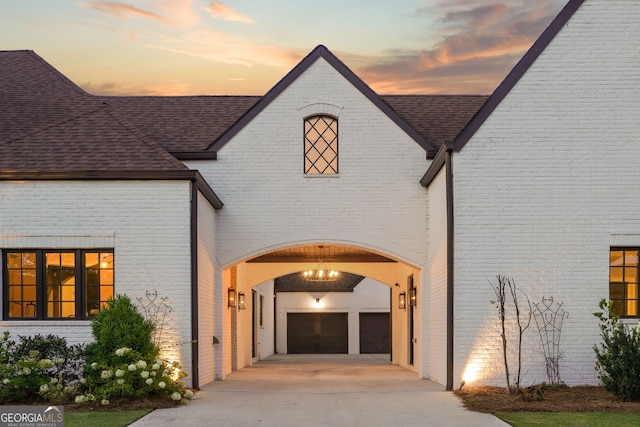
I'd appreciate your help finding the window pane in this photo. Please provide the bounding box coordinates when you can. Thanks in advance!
[83,251,114,319]
[610,283,625,299]
[100,285,114,301]
[626,250,640,266]
[304,115,338,174]
[100,269,113,285]
[5,252,38,319]
[610,267,623,283]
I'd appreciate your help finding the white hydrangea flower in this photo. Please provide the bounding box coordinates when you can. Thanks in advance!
[136,360,147,369]
[39,384,50,393]
[184,390,194,399]
[116,379,125,385]
[91,362,98,369]
[101,399,110,406]
[39,359,54,369]
[79,377,87,384]
[115,369,125,377]
[146,378,153,385]
[2,379,10,385]
[128,364,137,371]
[171,392,181,401]
[150,371,157,377]
[101,370,113,379]
[50,377,58,384]
[140,370,149,378]
[75,395,86,403]
[151,363,160,371]
[53,357,64,365]
[158,381,166,389]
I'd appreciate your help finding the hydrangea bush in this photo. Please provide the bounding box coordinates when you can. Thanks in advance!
[0,332,85,404]
[78,295,193,405]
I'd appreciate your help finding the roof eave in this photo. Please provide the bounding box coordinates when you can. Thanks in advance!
[0,169,223,209]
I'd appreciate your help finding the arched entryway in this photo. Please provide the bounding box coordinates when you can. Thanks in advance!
[221,243,421,378]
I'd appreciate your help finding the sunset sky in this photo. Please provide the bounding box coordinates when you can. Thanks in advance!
[1,0,569,96]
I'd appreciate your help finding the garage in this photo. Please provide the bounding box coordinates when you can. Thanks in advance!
[287,313,348,354]
[359,313,390,354]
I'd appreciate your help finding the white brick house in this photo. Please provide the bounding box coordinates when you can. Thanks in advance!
[1,0,638,391]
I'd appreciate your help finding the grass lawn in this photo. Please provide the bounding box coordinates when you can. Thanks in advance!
[65,408,153,427]
[496,411,640,427]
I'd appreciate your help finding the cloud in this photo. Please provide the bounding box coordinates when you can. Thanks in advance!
[355,0,566,94]
[78,1,170,24]
[205,2,255,23]
[146,29,299,69]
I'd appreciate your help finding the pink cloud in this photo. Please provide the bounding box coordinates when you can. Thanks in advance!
[78,2,170,23]
[205,2,255,23]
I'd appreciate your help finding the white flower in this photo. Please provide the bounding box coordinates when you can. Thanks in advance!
[91,362,98,369]
[101,399,110,406]
[39,359,54,369]
[86,394,96,402]
[22,367,31,375]
[136,360,147,369]
[151,363,160,371]
[116,379,125,385]
[79,377,87,384]
[39,384,50,393]
[140,370,149,378]
[158,381,166,389]
[146,378,153,385]
[184,390,194,399]
[2,379,10,385]
[53,357,64,365]
[115,347,130,357]
[101,370,113,379]
[115,369,125,378]
[50,377,58,384]
[128,364,137,372]
[75,395,86,403]
[150,371,157,377]
[171,392,181,401]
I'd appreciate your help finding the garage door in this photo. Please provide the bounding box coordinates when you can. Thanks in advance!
[359,313,390,354]
[287,313,348,354]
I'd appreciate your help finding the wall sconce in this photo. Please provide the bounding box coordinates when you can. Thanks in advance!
[398,292,406,310]
[238,292,246,310]
[409,287,417,307]
[228,288,236,308]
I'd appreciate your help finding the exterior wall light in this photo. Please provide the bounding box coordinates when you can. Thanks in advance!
[228,288,236,308]
[398,292,407,310]
[409,287,417,307]
[238,292,246,310]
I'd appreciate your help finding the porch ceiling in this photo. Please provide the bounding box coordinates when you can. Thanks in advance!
[246,245,396,263]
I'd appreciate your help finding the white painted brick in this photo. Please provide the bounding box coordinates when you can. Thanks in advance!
[452,0,640,387]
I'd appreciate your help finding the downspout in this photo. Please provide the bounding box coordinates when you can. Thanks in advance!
[445,148,455,391]
[190,180,200,390]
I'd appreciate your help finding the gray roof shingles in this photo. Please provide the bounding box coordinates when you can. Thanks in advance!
[0,50,489,171]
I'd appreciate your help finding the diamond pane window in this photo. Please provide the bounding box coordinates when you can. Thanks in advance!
[304,115,338,174]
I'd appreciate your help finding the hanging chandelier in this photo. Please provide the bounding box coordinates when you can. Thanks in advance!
[303,246,339,281]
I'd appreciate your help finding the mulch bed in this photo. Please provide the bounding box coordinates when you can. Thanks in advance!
[455,385,640,413]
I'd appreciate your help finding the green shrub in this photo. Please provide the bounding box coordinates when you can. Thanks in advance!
[0,332,85,404]
[85,295,157,365]
[79,294,192,405]
[593,299,640,401]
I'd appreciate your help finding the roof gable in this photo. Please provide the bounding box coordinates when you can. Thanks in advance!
[208,45,435,154]
[452,0,585,153]
[420,0,585,186]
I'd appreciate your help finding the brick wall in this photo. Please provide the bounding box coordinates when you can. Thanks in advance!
[0,180,195,384]
[452,0,640,386]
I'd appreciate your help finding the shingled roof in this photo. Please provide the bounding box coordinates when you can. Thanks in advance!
[0,49,489,171]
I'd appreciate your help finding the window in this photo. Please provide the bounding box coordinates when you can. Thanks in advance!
[3,249,114,320]
[304,115,338,174]
[610,248,639,317]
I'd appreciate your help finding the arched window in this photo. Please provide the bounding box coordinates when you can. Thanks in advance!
[304,115,338,174]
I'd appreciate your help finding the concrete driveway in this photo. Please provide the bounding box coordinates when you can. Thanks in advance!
[130,354,507,427]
